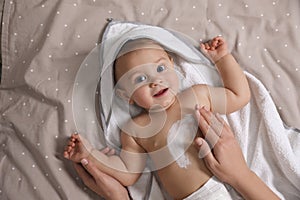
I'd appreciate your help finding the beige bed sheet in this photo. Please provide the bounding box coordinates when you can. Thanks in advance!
[0,0,299,199]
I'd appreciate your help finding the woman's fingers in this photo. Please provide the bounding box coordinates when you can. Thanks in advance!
[196,137,210,158]
[73,162,97,189]
[195,106,224,147]
[199,107,224,136]
[194,137,219,172]
[215,112,232,138]
[80,159,102,180]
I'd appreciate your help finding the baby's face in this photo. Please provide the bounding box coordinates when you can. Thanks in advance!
[115,47,180,111]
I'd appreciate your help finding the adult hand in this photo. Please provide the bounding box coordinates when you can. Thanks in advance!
[194,107,280,200]
[74,148,130,200]
[194,106,251,186]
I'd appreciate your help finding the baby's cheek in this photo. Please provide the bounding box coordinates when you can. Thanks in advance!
[169,74,180,93]
[132,90,151,107]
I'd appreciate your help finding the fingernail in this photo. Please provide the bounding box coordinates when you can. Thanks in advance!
[81,158,88,166]
[203,106,209,111]
[196,138,203,145]
[195,104,200,110]
[195,110,201,121]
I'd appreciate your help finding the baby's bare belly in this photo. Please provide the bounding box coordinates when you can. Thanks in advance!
[135,112,212,199]
[154,146,213,199]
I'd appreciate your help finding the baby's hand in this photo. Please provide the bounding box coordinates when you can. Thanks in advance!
[200,36,228,63]
[100,147,116,156]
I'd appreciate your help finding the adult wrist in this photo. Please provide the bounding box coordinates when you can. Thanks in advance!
[230,169,254,190]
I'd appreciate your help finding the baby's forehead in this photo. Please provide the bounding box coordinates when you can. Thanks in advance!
[115,48,168,75]
[117,39,164,57]
[114,39,170,81]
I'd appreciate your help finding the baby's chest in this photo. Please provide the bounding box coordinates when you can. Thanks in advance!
[137,114,199,153]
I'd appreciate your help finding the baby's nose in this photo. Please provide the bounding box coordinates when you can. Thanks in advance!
[149,82,158,88]
[149,78,162,88]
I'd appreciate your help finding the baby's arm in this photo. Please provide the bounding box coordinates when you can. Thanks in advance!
[64,133,146,186]
[197,36,250,114]
[90,131,147,186]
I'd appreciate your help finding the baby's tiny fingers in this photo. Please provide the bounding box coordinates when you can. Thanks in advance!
[204,43,211,50]
[101,147,110,154]
[107,148,116,156]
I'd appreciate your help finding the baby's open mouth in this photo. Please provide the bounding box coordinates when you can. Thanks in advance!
[154,88,168,97]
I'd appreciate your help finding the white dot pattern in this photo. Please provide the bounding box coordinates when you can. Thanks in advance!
[0,1,299,199]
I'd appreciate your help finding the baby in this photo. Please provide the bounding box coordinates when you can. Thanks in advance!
[64,36,250,199]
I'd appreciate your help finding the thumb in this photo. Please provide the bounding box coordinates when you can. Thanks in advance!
[195,138,219,172]
[195,138,216,162]
[195,137,210,159]
[81,158,103,179]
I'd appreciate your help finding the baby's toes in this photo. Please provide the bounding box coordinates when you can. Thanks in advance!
[63,151,70,159]
[68,140,75,147]
[66,145,74,153]
[64,146,69,152]
[70,136,76,142]
[200,43,206,50]
[72,133,80,139]
[64,145,72,152]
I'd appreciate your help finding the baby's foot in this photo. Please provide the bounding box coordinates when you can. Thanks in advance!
[64,133,92,163]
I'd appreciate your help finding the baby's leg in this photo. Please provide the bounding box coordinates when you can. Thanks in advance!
[64,133,93,163]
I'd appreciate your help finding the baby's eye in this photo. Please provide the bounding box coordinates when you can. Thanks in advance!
[157,65,166,73]
[134,75,147,84]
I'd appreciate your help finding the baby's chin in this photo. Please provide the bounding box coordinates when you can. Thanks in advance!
[149,98,176,113]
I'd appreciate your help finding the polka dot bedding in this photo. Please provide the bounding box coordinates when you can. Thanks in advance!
[0,0,299,199]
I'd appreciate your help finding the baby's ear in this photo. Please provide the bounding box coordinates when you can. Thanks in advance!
[115,88,134,104]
